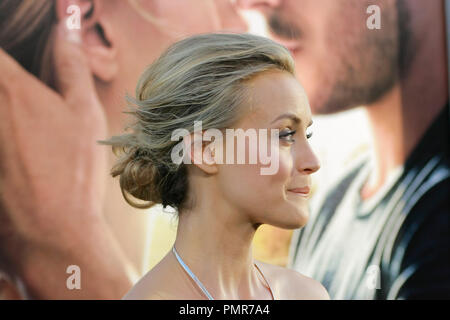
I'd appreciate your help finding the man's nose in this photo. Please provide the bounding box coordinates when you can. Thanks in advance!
[220,0,248,33]
[236,0,282,10]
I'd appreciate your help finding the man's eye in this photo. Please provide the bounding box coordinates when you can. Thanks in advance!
[306,131,313,139]
[279,129,296,143]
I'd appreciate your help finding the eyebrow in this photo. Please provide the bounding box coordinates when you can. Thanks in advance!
[271,113,313,126]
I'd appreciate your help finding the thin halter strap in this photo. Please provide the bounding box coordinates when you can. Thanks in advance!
[254,261,275,300]
[172,246,214,300]
[172,246,275,300]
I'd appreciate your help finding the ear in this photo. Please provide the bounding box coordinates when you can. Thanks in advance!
[183,132,219,175]
[55,0,118,82]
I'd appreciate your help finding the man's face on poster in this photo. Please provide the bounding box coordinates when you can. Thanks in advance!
[238,0,410,114]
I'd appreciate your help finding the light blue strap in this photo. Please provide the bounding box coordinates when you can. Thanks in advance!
[172,246,214,300]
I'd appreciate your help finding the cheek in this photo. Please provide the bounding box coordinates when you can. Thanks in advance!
[115,20,173,90]
[157,0,220,34]
[259,151,294,212]
[239,152,293,206]
[217,164,262,212]
[275,150,293,182]
[216,138,295,214]
[218,161,286,213]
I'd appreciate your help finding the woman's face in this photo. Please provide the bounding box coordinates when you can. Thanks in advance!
[216,70,320,229]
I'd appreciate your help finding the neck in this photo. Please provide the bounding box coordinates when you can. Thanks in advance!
[362,0,448,199]
[174,193,266,299]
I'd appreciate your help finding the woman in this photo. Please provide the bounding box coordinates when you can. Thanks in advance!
[104,33,329,300]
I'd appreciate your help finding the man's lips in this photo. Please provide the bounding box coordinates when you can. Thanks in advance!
[287,187,310,196]
[268,30,302,54]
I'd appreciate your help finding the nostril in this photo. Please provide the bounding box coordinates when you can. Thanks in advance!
[303,163,320,174]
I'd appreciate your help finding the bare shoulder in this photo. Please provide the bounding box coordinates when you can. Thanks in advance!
[122,252,205,300]
[122,268,166,300]
[123,288,166,300]
[256,261,330,300]
[122,253,176,300]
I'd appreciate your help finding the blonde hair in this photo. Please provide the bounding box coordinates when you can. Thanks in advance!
[102,33,295,211]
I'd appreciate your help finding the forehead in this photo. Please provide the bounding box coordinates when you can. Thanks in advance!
[240,70,311,126]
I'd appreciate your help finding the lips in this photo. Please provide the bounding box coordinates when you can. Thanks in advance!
[268,31,302,55]
[287,187,310,196]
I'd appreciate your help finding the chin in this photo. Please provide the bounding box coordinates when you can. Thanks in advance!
[288,210,309,229]
[268,207,310,230]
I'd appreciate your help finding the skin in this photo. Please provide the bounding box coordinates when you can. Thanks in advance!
[0,0,246,299]
[88,0,246,273]
[237,0,448,198]
[124,70,328,300]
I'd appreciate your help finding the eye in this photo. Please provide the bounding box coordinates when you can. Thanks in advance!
[279,129,296,143]
[306,131,313,139]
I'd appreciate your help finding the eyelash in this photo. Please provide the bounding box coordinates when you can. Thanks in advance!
[279,130,313,143]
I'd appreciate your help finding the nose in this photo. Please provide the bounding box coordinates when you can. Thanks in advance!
[294,142,321,175]
[217,0,248,33]
[236,0,282,10]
